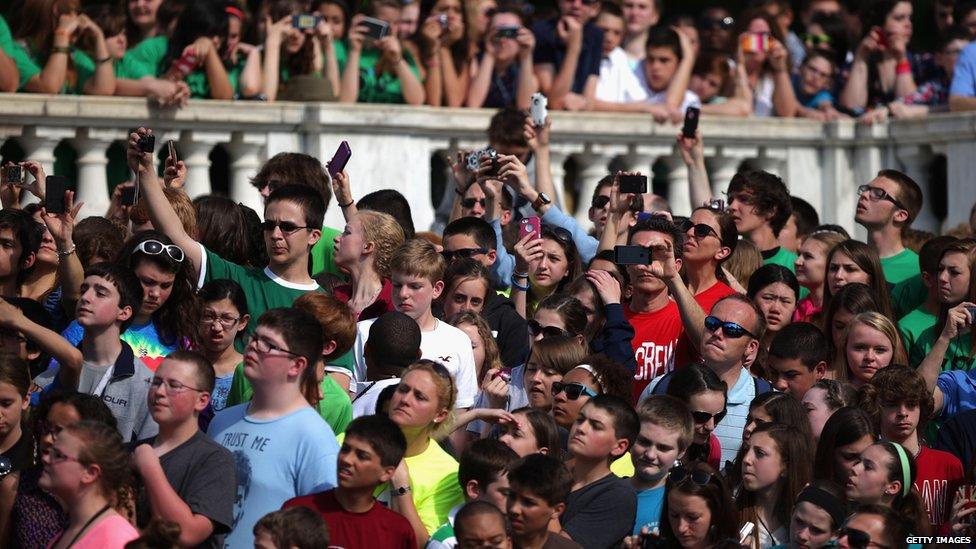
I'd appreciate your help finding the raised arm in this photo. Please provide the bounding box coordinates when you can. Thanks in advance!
[513,27,538,109]
[544,17,583,110]
[919,304,974,414]
[676,131,712,207]
[379,37,425,105]
[664,27,696,111]
[261,16,291,101]
[133,445,216,546]
[41,190,84,304]
[339,16,366,102]
[768,39,799,117]
[839,32,878,112]
[77,15,116,96]
[126,128,203,279]
[0,297,82,386]
[653,242,705,353]
[190,37,233,100]
[24,13,79,93]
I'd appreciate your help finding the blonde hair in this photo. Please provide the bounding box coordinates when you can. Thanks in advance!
[390,238,447,285]
[725,238,763,289]
[358,210,405,278]
[131,188,198,239]
[448,312,502,383]
[402,360,457,437]
[837,311,908,382]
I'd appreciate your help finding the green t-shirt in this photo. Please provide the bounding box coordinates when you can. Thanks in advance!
[310,226,343,277]
[225,362,353,434]
[117,36,235,98]
[7,40,95,93]
[880,248,920,285]
[338,44,421,104]
[762,246,808,298]
[898,306,937,355]
[0,16,13,52]
[909,327,975,371]
[429,522,456,548]
[891,275,927,319]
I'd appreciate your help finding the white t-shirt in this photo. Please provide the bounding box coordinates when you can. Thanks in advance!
[353,318,479,408]
[632,62,702,113]
[351,378,400,418]
[596,47,647,103]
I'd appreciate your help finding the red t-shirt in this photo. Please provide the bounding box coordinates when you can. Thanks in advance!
[914,445,964,530]
[695,281,737,315]
[332,279,394,321]
[283,489,417,549]
[625,301,691,402]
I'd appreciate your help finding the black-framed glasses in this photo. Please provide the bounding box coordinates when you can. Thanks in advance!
[200,312,243,328]
[528,320,571,339]
[835,526,889,549]
[699,15,734,30]
[551,381,598,400]
[150,377,207,393]
[857,184,906,211]
[689,223,720,240]
[441,247,488,261]
[704,315,756,339]
[668,465,715,486]
[135,239,185,263]
[260,220,311,234]
[691,409,727,425]
[591,195,611,209]
[243,332,301,358]
[462,198,487,208]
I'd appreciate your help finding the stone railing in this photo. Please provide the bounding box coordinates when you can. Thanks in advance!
[0,93,973,235]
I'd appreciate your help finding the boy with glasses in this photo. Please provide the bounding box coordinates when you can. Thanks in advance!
[208,308,339,548]
[133,351,236,548]
[854,169,923,285]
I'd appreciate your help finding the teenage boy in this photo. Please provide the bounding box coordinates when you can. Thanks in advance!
[532,0,604,110]
[0,209,40,296]
[352,239,478,409]
[442,217,528,367]
[129,128,325,343]
[133,351,236,548]
[766,322,829,399]
[779,197,819,254]
[282,414,416,548]
[899,236,957,352]
[561,394,639,548]
[854,169,924,285]
[620,0,660,66]
[594,4,645,104]
[55,263,157,443]
[353,311,421,417]
[208,308,338,548]
[453,501,513,549]
[726,170,796,271]
[429,439,519,548]
[507,453,582,549]
[630,395,693,535]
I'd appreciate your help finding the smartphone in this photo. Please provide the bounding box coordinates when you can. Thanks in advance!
[170,51,199,79]
[328,141,352,178]
[519,216,541,241]
[494,25,519,39]
[45,176,67,214]
[167,140,177,161]
[359,16,390,42]
[491,368,512,382]
[619,174,648,195]
[740,32,769,54]
[708,198,726,210]
[120,184,139,207]
[292,14,321,30]
[530,93,548,127]
[681,106,700,139]
[739,522,755,544]
[614,245,650,265]
[138,134,155,153]
[438,14,449,29]
[967,306,976,324]
[4,165,23,185]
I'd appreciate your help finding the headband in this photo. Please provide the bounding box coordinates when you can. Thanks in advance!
[225,6,245,19]
[796,486,846,528]
[888,442,911,498]
[571,364,604,393]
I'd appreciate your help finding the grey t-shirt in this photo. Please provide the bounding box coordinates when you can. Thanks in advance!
[135,431,237,549]
[78,356,157,443]
[561,473,637,549]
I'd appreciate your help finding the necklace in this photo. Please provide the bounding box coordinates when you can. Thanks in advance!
[54,504,111,549]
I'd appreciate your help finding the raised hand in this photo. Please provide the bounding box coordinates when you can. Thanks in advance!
[331,171,354,206]
[514,232,544,273]
[676,129,704,167]
[126,127,155,175]
[41,190,83,249]
[586,269,622,305]
[163,155,187,189]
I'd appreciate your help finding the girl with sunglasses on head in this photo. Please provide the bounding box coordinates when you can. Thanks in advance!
[648,462,740,548]
[813,407,877,488]
[497,406,561,457]
[512,225,583,319]
[195,279,250,416]
[823,240,895,321]
[837,312,907,388]
[793,228,847,323]
[736,422,813,548]
[786,480,849,549]
[332,210,405,321]
[845,441,932,536]
[746,264,799,375]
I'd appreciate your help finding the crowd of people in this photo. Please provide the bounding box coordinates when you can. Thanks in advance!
[7,0,976,118]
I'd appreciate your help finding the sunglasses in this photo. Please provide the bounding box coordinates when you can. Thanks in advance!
[691,409,727,425]
[591,195,611,209]
[528,320,571,339]
[551,381,598,400]
[703,315,756,339]
[803,33,832,47]
[135,240,185,263]
[441,247,488,261]
[260,220,311,234]
[689,223,720,240]
[462,198,487,209]
[699,16,734,30]
[835,526,889,549]
[545,225,574,245]
[857,184,907,211]
[668,466,715,486]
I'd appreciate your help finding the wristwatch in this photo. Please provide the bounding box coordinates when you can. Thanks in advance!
[531,192,551,211]
[391,485,411,497]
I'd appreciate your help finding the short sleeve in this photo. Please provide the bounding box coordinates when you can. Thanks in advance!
[951,43,976,97]
[179,443,237,532]
[225,363,253,408]
[117,36,167,80]
[7,42,41,90]
[936,370,975,418]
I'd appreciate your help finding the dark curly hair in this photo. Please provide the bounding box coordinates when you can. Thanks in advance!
[860,364,936,438]
[727,169,793,236]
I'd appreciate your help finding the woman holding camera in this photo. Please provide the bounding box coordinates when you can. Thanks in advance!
[466,2,536,109]
[409,0,472,107]
[260,0,342,102]
[732,8,798,117]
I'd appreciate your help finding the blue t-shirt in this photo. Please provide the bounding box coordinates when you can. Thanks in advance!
[633,486,665,535]
[208,404,339,548]
[950,41,976,98]
[210,372,235,413]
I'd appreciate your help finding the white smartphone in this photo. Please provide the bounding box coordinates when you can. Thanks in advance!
[530,92,548,127]
[739,522,755,544]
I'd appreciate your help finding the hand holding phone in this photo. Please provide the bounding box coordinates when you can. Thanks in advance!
[614,245,650,265]
[4,164,23,186]
[618,174,648,195]
[45,176,68,214]
[120,184,139,207]
[519,216,541,241]
[681,107,700,139]
[167,140,177,161]
[138,134,155,153]
[328,141,352,178]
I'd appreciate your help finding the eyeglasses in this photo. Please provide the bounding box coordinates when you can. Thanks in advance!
[46,446,84,465]
[544,226,574,247]
[462,198,487,209]
[551,381,598,400]
[441,247,488,262]
[260,220,311,234]
[668,466,715,487]
[691,409,727,425]
[200,312,243,328]
[243,332,301,358]
[803,33,831,47]
[802,63,834,80]
[150,377,207,393]
[699,15,734,30]
[835,526,889,549]
[857,185,906,211]
[135,240,185,263]
[528,320,571,339]
[704,315,756,339]
[591,195,611,209]
[689,223,720,240]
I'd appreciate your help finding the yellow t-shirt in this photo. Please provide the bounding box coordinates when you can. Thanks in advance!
[610,453,635,478]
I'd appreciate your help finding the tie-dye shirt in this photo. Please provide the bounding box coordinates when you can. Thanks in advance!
[58,319,178,372]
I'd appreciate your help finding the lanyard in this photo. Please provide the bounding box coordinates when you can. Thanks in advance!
[92,364,115,397]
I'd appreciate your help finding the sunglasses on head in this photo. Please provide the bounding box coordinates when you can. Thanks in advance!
[551,381,598,400]
[462,198,487,209]
[591,195,611,209]
[691,409,727,425]
[545,225,574,245]
[528,320,571,339]
[704,315,756,339]
[441,247,488,261]
[260,220,310,234]
[135,240,185,263]
[668,465,715,486]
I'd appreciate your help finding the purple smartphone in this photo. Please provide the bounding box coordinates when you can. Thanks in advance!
[328,141,352,178]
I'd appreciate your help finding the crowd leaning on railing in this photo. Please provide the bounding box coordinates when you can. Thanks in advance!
[4,1,976,549]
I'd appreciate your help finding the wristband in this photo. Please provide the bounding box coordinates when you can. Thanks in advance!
[391,485,411,497]
[513,271,529,279]
[896,59,911,75]
[52,46,71,55]
[511,276,530,292]
[57,244,76,258]
[94,55,112,64]
[338,199,353,208]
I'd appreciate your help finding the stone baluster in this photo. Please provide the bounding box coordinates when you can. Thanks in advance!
[707,145,757,199]
[18,126,75,206]
[572,145,625,229]
[895,144,939,233]
[547,146,572,212]
[227,132,267,218]
[72,128,121,219]
[179,131,228,200]
[662,154,691,217]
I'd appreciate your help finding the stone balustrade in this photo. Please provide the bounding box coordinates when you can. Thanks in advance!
[1,93,974,235]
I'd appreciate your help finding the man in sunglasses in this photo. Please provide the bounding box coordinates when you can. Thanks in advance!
[832,504,907,549]
[854,169,924,286]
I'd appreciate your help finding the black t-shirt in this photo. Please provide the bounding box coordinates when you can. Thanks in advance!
[531,18,603,94]
[2,428,34,473]
[561,473,637,549]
